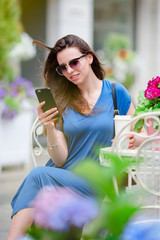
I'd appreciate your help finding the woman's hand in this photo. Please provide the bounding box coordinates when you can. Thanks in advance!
[128,134,136,149]
[111,134,136,149]
[37,101,59,129]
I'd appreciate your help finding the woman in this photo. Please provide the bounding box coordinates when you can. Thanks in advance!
[7,34,136,240]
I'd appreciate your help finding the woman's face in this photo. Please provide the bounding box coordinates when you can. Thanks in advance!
[56,47,93,86]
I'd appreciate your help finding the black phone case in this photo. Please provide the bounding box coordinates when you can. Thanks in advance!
[35,88,60,118]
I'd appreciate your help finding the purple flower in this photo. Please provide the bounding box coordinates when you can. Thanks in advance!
[0,76,36,120]
[0,87,6,99]
[9,109,17,119]
[10,88,19,97]
[122,219,160,240]
[1,105,17,120]
[31,187,99,232]
[26,88,36,98]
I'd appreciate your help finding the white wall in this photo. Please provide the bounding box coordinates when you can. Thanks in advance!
[46,0,94,47]
[132,0,160,105]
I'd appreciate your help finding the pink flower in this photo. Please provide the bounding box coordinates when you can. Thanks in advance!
[31,186,99,232]
[144,76,160,100]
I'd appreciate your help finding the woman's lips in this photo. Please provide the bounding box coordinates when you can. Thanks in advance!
[70,74,79,81]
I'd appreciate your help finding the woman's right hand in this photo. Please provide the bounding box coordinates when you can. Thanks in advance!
[37,101,59,129]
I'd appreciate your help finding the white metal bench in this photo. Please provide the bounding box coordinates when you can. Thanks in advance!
[30,117,50,167]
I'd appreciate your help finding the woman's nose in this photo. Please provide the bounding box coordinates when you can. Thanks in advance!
[66,65,74,74]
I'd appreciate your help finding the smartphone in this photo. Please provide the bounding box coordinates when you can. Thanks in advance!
[35,87,60,118]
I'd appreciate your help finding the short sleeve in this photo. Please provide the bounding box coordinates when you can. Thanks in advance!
[115,83,131,115]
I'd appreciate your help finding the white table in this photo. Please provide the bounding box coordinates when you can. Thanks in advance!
[99,147,138,167]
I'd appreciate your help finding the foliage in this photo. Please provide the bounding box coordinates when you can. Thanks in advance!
[0,0,22,81]
[24,153,140,240]
[74,154,139,240]
[133,76,160,132]
[0,0,37,120]
[98,32,140,90]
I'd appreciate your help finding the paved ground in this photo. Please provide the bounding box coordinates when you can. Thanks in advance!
[0,163,33,240]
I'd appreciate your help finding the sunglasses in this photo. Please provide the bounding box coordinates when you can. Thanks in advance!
[56,53,88,76]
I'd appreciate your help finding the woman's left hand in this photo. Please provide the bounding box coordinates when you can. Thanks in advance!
[128,134,136,149]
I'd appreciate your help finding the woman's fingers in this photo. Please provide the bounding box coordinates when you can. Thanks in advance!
[41,112,59,125]
[37,101,45,114]
[37,102,59,128]
[128,134,135,149]
[112,134,136,149]
[38,102,58,117]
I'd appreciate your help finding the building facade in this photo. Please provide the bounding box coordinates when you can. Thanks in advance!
[20,0,160,104]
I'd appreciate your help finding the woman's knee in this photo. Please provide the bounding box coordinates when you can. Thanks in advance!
[28,166,46,179]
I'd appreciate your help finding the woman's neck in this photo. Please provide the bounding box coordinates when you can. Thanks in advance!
[78,76,103,108]
[78,73,102,97]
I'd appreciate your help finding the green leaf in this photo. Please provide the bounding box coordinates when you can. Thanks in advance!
[103,192,139,236]
[4,96,20,110]
[27,225,82,240]
[74,155,133,201]
[74,161,116,200]
[133,119,144,132]
[105,33,130,52]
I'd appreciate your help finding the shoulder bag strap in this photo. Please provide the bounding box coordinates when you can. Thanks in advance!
[112,83,119,137]
[112,83,119,117]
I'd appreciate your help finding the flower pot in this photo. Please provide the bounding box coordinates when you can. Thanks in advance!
[0,111,34,170]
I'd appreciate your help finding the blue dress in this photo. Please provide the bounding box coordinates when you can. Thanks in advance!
[11,80,131,217]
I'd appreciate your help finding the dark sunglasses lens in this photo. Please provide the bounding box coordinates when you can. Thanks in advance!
[57,65,67,75]
[70,59,80,69]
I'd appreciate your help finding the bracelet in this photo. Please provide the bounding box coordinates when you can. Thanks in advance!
[48,135,60,150]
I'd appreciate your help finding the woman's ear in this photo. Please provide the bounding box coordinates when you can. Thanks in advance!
[87,54,93,65]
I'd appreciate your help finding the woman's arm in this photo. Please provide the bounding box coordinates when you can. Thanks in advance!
[38,102,68,167]
[127,101,146,148]
[126,101,135,117]
[46,128,68,167]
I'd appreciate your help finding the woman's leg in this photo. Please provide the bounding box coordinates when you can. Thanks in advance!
[7,208,34,240]
[8,166,94,239]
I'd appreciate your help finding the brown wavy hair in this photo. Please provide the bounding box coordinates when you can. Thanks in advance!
[33,34,105,116]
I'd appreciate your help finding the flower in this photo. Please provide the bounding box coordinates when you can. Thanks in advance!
[9,32,36,61]
[0,76,36,120]
[144,76,160,100]
[133,76,160,132]
[122,219,160,240]
[26,186,99,240]
[32,187,99,232]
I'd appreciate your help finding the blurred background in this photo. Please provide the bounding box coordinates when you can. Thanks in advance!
[19,0,160,101]
[0,0,160,238]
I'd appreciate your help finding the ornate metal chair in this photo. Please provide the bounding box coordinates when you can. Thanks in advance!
[30,117,50,167]
[100,111,160,218]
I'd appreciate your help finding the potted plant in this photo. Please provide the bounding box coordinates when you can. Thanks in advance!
[97,33,140,90]
[133,76,160,133]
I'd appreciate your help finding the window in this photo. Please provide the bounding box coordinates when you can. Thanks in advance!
[94,0,136,51]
